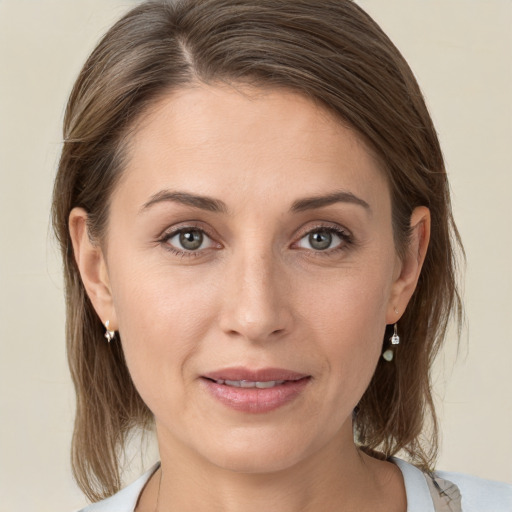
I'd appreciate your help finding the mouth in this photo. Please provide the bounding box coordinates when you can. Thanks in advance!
[200,367,311,413]
[206,378,288,389]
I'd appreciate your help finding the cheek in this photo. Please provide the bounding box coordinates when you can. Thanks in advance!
[112,256,218,334]
[109,262,220,411]
[301,262,392,347]
[299,264,392,402]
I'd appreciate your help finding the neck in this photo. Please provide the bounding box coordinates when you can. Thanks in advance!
[147,426,405,512]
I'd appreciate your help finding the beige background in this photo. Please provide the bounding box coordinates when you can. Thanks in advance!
[0,0,511,510]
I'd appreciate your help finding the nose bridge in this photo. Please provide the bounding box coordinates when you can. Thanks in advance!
[219,240,290,341]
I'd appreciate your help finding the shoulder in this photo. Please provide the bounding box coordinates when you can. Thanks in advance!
[75,463,159,512]
[435,469,512,512]
[392,457,512,512]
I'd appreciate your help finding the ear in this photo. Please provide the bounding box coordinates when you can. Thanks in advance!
[386,206,430,323]
[68,207,118,331]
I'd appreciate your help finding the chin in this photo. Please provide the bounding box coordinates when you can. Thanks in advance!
[195,426,321,475]
[211,448,305,475]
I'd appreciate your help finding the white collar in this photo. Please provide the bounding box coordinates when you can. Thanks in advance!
[391,457,435,512]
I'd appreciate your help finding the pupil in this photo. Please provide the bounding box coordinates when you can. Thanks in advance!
[309,230,332,250]
[179,230,203,250]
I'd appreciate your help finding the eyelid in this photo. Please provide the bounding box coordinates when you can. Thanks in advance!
[293,222,353,242]
[159,221,216,240]
[158,222,222,255]
[291,222,354,252]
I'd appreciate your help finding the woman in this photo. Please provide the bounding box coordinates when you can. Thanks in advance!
[52,0,511,510]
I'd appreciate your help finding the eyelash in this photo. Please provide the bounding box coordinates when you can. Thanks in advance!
[158,223,218,258]
[294,224,353,257]
[158,224,354,258]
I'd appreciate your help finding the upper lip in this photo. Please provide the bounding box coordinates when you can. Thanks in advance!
[202,367,309,382]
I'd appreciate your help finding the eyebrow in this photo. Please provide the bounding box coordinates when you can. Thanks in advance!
[140,190,228,214]
[291,190,371,213]
[140,189,370,215]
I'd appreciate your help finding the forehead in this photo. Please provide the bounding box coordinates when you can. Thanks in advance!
[113,84,389,212]
[131,84,367,158]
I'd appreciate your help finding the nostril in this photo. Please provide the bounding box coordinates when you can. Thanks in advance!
[217,275,293,341]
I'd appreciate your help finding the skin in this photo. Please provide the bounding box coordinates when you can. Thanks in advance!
[70,85,430,512]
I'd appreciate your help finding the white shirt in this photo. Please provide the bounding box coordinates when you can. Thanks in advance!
[78,458,512,512]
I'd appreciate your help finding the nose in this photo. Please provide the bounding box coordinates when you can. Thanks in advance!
[218,247,293,343]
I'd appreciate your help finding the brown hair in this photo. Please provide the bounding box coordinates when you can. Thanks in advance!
[52,0,463,501]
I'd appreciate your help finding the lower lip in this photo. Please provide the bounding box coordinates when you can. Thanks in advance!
[201,377,311,414]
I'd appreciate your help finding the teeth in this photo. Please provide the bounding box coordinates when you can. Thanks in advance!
[255,380,285,389]
[216,379,285,388]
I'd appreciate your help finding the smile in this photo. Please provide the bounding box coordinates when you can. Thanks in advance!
[212,379,286,388]
[201,368,311,413]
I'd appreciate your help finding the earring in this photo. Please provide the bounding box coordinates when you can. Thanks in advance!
[104,320,115,343]
[390,323,400,345]
[382,323,400,362]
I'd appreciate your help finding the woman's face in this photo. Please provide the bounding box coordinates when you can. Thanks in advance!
[74,85,426,473]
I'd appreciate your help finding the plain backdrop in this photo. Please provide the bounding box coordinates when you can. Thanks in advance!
[0,0,511,510]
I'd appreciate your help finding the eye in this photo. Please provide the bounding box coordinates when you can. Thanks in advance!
[296,228,345,251]
[165,228,214,252]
